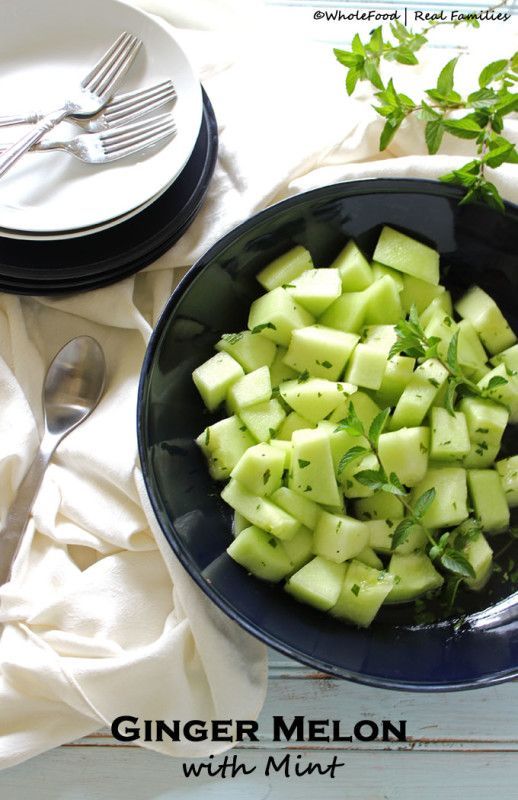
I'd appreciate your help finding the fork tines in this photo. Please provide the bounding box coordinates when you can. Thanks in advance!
[100,113,176,155]
[82,32,142,100]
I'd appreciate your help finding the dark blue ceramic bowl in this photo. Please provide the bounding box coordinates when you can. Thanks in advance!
[137,178,518,691]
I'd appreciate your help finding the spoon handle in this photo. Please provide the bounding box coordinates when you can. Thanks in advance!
[0,433,59,586]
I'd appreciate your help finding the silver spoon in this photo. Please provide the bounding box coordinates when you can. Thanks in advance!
[0,336,106,585]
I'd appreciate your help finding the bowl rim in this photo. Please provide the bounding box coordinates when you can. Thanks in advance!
[137,176,518,692]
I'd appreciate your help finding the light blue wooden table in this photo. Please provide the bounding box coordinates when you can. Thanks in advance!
[2,1,518,796]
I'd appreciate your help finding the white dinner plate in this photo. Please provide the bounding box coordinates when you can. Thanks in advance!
[0,0,202,237]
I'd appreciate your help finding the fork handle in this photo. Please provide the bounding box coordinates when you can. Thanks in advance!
[0,112,43,127]
[0,106,69,179]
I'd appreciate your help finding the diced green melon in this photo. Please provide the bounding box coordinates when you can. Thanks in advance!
[410,467,468,529]
[290,427,341,506]
[460,396,509,468]
[364,275,403,325]
[319,290,370,334]
[282,526,314,574]
[286,268,342,316]
[390,359,449,430]
[355,492,403,521]
[271,486,319,530]
[279,378,353,423]
[362,324,397,355]
[345,343,387,390]
[375,356,416,406]
[430,408,470,462]
[455,286,516,355]
[216,331,276,373]
[221,479,300,540]
[233,511,250,537]
[451,519,493,591]
[467,469,510,534]
[192,352,244,411]
[478,364,518,423]
[257,245,314,291]
[369,519,427,556]
[227,525,292,582]
[248,287,314,346]
[196,416,255,480]
[373,226,440,285]
[277,411,314,440]
[355,546,384,570]
[331,240,373,291]
[372,262,405,290]
[341,452,380,499]
[386,553,444,603]
[400,274,445,314]
[313,511,369,563]
[227,366,271,412]
[283,325,359,381]
[496,456,518,507]
[491,343,518,372]
[457,320,487,376]
[423,311,457,362]
[285,556,347,611]
[269,346,298,387]
[239,398,286,442]
[269,438,292,467]
[419,293,453,328]
[316,420,369,478]
[328,391,382,429]
[378,426,429,486]
[331,560,394,627]
[231,443,286,496]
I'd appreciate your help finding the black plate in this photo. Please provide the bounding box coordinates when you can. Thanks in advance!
[138,178,518,692]
[0,88,217,295]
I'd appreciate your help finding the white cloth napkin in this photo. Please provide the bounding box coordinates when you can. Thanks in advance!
[1,0,517,770]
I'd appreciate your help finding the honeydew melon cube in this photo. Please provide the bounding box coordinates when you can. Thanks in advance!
[233,511,250,537]
[491,343,518,372]
[231,443,286,496]
[375,356,416,406]
[355,493,403,521]
[216,331,276,373]
[271,486,319,530]
[286,268,342,316]
[227,366,271,412]
[317,420,369,478]
[192,352,244,411]
[248,287,314,346]
[313,511,369,563]
[283,325,359,381]
[369,520,428,556]
[460,396,509,468]
[378,426,429,487]
[364,275,403,325]
[467,469,510,534]
[282,526,315,575]
[227,525,292,582]
[372,262,405,290]
[373,226,440,285]
[269,439,292,470]
[221,479,300,541]
[419,293,453,328]
[328,391,382,430]
[319,290,370,334]
[424,312,458,362]
[386,553,444,603]
[362,324,397,356]
[390,359,449,430]
[196,416,255,480]
[239,398,286,442]
[269,346,298,387]
[285,556,347,611]
[455,286,516,355]
[410,467,468,529]
[430,408,470,462]
[341,452,380,499]
[277,412,313,441]
[331,240,373,291]
[457,320,487,376]
[400,274,446,314]
[451,520,493,591]
[331,560,395,627]
[279,378,354,423]
[496,456,518,507]
[257,245,314,291]
[478,364,518,422]
[345,343,387,390]
[355,547,384,570]
[289,427,341,506]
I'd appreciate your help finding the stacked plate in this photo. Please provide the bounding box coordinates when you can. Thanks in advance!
[0,0,218,294]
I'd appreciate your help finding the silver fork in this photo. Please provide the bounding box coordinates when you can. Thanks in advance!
[0,114,177,164]
[0,31,142,179]
[0,80,176,132]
